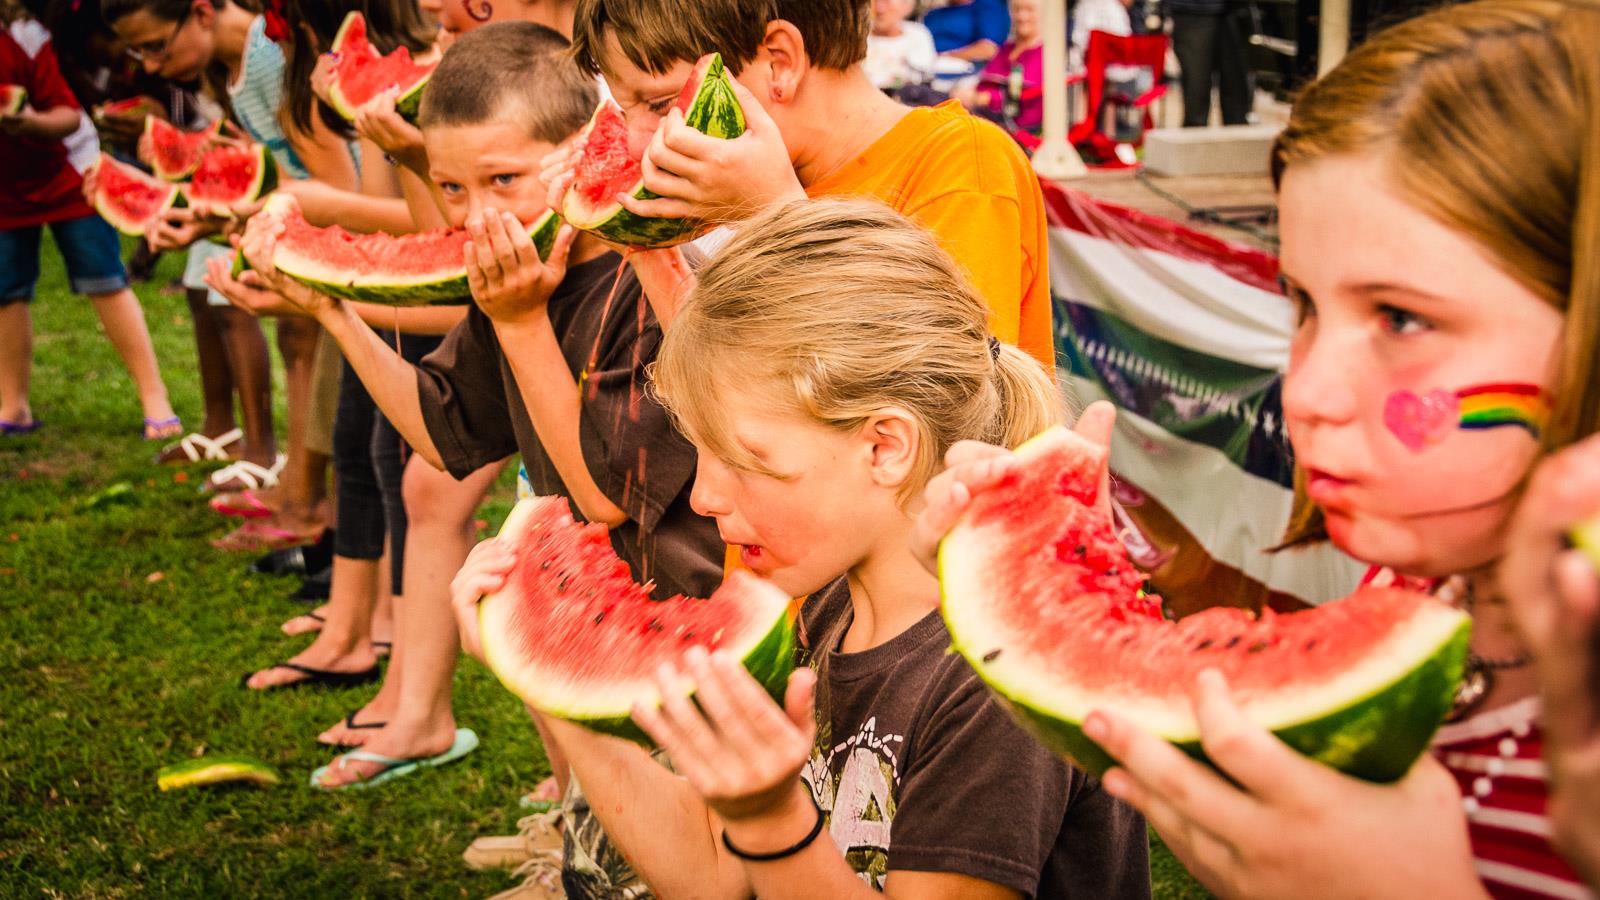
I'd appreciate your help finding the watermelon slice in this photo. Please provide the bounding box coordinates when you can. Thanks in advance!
[142,117,222,181]
[562,52,746,248]
[91,153,182,237]
[186,142,278,206]
[263,194,562,306]
[323,11,435,123]
[477,495,796,743]
[0,83,25,116]
[157,755,280,790]
[98,96,158,117]
[938,426,1472,783]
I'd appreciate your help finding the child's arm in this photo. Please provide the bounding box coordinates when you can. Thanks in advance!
[0,103,79,140]
[466,208,627,527]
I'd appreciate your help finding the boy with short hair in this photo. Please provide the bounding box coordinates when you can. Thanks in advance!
[235,22,718,897]
[555,0,1056,372]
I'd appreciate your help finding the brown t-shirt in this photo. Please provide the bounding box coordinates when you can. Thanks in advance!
[799,579,1151,899]
[414,252,724,600]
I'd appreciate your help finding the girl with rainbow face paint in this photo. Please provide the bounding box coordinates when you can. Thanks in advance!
[914,1,1600,897]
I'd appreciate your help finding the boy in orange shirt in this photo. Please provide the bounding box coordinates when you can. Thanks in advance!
[549,0,1055,372]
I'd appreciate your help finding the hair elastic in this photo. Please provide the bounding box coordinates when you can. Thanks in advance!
[721,795,826,863]
[988,336,1002,361]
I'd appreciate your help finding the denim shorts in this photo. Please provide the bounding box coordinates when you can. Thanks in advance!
[0,213,130,305]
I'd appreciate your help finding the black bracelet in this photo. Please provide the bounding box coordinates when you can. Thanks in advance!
[720,795,826,863]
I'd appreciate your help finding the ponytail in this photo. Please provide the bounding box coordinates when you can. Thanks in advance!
[988,341,1062,452]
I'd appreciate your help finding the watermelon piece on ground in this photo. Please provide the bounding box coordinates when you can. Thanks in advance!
[186,142,278,206]
[92,153,182,237]
[477,495,796,743]
[938,426,1472,783]
[142,117,222,181]
[323,11,435,123]
[562,52,746,248]
[264,194,562,306]
[0,84,26,116]
[157,755,280,790]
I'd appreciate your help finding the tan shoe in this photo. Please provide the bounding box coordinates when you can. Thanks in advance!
[484,848,563,899]
[462,809,563,870]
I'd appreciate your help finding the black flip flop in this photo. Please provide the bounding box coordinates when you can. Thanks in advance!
[318,710,391,749]
[240,662,382,692]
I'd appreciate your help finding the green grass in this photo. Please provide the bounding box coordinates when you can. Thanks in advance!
[0,235,1209,897]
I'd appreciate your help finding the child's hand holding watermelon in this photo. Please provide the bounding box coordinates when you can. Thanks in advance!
[234,204,340,319]
[463,207,577,328]
[352,86,428,175]
[626,80,804,227]
[448,536,518,665]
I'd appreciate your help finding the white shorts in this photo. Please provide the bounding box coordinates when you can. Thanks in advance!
[182,240,234,307]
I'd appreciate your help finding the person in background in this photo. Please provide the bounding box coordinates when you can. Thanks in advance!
[864,0,936,91]
[1071,0,1133,68]
[954,0,1052,132]
[1170,0,1251,126]
[924,0,1011,69]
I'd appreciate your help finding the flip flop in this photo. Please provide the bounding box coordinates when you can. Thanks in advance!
[143,416,184,442]
[0,418,42,436]
[158,428,243,464]
[372,640,392,658]
[210,489,274,519]
[212,521,324,553]
[205,455,285,494]
[240,661,381,692]
[309,728,479,790]
[318,710,391,749]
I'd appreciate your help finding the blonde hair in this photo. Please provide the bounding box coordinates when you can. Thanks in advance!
[1272,0,1600,546]
[652,198,1061,502]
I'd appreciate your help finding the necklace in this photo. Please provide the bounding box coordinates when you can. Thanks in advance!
[1438,576,1532,722]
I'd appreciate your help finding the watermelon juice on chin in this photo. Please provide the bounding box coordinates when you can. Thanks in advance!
[937,425,1472,782]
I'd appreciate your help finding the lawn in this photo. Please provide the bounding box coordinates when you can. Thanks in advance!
[0,235,1209,898]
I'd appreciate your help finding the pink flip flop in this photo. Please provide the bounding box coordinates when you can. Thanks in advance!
[211,521,324,553]
[210,489,273,519]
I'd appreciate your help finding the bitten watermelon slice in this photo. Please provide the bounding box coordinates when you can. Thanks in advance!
[939,426,1472,783]
[0,84,25,116]
[562,53,746,248]
[142,117,222,181]
[92,153,182,236]
[323,12,435,123]
[186,142,278,206]
[262,195,561,306]
[478,495,796,743]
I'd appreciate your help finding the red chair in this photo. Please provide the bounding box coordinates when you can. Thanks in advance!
[1068,31,1170,166]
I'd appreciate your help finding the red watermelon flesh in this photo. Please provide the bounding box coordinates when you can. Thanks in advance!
[186,143,276,205]
[143,117,218,181]
[324,12,435,121]
[570,100,640,211]
[939,425,1472,782]
[0,84,25,116]
[100,97,154,115]
[92,153,180,236]
[477,495,796,742]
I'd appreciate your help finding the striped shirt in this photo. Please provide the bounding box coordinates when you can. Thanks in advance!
[225,14,307,180]
[1365,568,1593,900]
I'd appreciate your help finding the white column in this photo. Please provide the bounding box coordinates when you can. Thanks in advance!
[1317,0,1351,76]
[1032,0,1089,180]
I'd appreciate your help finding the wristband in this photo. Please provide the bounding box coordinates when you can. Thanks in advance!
[720,795,826,863]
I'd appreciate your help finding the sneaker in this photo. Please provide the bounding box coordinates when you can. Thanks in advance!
[485,846,563,900]
[463,809,561,871]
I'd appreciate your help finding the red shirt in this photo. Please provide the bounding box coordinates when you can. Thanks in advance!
[0,20,97,229]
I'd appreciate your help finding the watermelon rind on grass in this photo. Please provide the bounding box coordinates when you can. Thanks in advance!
[324,11,434,124]
[476,495,797,745]
[938,426,1472,784]
[265,195,563,307]
[157,755,280,790]
[562,52,746,248]
[0,84,26,116]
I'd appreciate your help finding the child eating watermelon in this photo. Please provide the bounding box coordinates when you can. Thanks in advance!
[233,23,723,895]
[913,1,1600,896]
[450,197,1152,898]
[547,0,1055,372]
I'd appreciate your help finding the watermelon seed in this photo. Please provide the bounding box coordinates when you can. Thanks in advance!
[558,574,571,592]
[1304,638,1319,651]
[982,648,1003,663]
[541,559,553,570]
[1248,641,1269,653]
[682,630,695,641]
[1225,636,1242,649]
[593,611,605,624]
[647,618,663,633]
[1195,638,1214,650]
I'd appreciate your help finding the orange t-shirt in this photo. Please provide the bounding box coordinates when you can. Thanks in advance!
[804,100,1055,372]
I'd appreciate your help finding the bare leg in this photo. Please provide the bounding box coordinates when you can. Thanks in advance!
[272,318,328,533]
[86,287,177,425]
[245,554,379,689]
[211,306,276,467]
[313,456,504,782]
[0,302,33,423]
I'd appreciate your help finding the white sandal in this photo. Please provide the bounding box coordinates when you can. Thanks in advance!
[165,428,244,463]
[206,453,285,491]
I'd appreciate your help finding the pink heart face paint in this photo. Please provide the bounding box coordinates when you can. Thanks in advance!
[1383,382,1549,452]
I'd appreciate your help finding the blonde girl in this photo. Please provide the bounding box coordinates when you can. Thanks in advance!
[453,197,1152,899]
[918,1,1600,896]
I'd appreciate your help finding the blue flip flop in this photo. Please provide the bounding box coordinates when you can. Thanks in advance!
[309,728,479,791]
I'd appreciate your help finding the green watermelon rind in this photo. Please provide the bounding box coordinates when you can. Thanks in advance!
[325,11,431,125]
[156,755,281,790]
[562,53,746,248]
[937,427,1473,784]
[0,84,26,117]
[273,208,562,308]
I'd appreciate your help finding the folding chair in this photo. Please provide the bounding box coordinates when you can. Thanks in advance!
[1068,31,1171,166]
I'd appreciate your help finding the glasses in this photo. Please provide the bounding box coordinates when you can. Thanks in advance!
[126,4,192,63]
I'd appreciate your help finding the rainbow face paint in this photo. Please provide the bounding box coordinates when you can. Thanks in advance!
[1384,382,1549,451]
